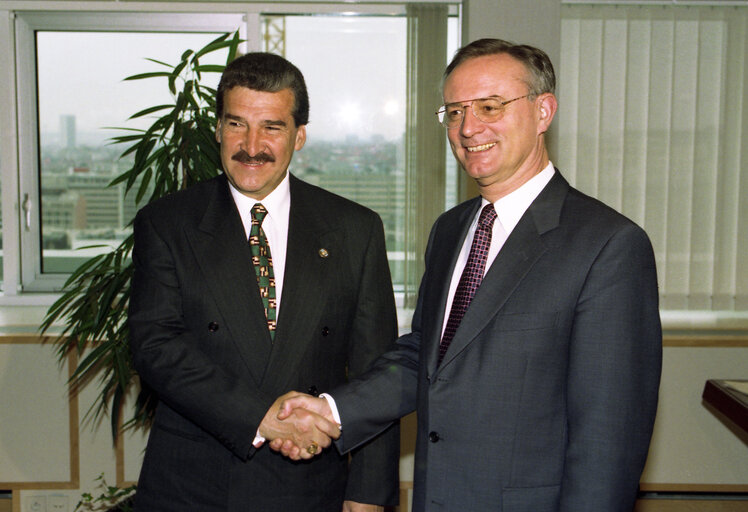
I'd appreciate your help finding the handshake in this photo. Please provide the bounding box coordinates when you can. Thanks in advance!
[258,392,339,460]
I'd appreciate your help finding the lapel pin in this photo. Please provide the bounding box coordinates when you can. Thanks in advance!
[318,248,329,258]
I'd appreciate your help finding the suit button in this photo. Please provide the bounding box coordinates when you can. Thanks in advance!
[208,322,219,332]
[307,385,319,397]
[429,431,440,443]
[321,326,330,336]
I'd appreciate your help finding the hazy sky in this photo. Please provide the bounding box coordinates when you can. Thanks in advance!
[37,16,410,144]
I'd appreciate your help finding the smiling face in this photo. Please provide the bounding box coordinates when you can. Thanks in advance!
[216,86,306,200]
[443,53,556,202]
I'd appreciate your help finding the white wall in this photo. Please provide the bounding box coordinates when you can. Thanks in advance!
[2,2,747,512]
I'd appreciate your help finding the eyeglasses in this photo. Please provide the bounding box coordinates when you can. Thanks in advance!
[435,94,530,128]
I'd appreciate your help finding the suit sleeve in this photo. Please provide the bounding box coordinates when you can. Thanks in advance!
[560,223,662,511]
[129,208,268,460]
[342,212,401,506]
[332,215,443,453]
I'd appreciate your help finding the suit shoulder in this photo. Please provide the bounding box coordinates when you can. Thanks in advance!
[291,174,382,223]
[565,186,642,231]
[560,185,653,255]
[135,175,224,223]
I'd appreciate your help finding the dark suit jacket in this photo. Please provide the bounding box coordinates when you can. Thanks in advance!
[129,173,399,511]
[333,170,662,512]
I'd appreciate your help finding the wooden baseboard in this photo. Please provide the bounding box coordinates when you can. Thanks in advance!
[635,499,748,512]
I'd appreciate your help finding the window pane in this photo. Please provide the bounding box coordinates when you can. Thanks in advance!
[36,32,227,273]
[270,15,408,290]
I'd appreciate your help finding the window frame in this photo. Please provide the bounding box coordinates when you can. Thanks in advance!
[0,2,459,307]
[10,11,248,293]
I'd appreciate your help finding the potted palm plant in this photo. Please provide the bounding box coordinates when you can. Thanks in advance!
[41,31,242,440]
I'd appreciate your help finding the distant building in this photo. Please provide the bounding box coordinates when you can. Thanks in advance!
[42,190,85,231]
[60,115,76,149]
[42,169,139,231]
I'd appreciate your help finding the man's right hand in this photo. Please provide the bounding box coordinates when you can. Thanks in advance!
[258,391,340,460]
[269,392,338,459]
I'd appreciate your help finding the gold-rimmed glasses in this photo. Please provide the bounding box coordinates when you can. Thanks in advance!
[435,95,530,128]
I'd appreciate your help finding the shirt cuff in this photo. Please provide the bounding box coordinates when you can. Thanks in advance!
[319,393,342,427]
[253,431,265,448]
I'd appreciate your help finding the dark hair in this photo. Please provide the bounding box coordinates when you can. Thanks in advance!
[216,52,309,126]
[444,38,556,97]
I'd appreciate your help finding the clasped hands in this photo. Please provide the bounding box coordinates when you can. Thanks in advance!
[258,391,338,461]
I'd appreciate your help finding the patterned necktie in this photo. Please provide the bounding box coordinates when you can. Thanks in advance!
[438,203,497,365]
[249,203,276,340]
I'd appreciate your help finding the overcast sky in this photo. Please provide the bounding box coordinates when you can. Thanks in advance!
[37,16,409,144]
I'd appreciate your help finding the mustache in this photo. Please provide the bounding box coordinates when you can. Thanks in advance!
[231,150,275,165]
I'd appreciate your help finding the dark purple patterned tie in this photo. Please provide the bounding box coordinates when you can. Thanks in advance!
[438,203,497,365]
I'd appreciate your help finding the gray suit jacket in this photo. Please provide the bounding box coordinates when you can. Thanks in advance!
[129,173,399,511]
[334,170,662,512]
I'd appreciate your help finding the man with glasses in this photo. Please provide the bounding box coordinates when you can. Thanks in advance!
[275,38,662,511]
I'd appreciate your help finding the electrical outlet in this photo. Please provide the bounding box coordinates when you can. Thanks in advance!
[47,496,68,512]
[26,496,46,512]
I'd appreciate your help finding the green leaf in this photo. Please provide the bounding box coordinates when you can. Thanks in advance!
[128,104,174,120]
[195,64,225,74]
[144,57,173,68]
[192,33,230,61]
[227,30,241,63]
[135,168,153,204]
[123,71,171,81]
[169,59,188,95]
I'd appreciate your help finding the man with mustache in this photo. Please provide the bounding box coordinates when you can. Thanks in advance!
[129,52,399,512]
[233,149,274,165]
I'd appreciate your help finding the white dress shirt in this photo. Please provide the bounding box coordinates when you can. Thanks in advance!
[228,171,291,317]
[440,162,555,339]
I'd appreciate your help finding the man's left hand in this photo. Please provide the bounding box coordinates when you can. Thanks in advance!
[342,501,383,512]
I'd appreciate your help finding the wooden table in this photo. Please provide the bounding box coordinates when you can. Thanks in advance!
[702,379,748,436]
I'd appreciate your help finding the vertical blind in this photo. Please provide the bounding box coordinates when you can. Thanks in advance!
[557,4,747,312]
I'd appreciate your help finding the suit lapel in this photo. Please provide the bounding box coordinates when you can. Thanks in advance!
[434,171,569,372]
[185,176,272,387]
[261,176,337,392]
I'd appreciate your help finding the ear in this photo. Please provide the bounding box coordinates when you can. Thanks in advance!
[536,93,557,135]
[215,119,222,143]
[294,124,307,151]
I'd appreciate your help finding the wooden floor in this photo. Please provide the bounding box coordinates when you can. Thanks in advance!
[4,495,748,512]
[397,486,748,511]
[634,499,748,512]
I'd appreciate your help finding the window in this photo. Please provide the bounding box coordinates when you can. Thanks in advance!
[0,4,459,309]
[270,15,409,289]
[8,12,245,293]
[36,31,230,274]
[262,12,460,295]
[558,3,748,316]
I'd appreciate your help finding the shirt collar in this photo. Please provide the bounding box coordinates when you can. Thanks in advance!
[229,172,291,216]
[227,171,291,236]
[484,162,555,235]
